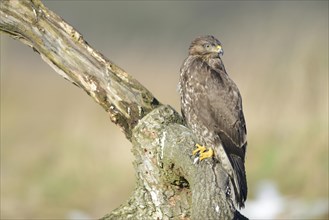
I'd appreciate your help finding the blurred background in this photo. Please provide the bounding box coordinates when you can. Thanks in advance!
[1,1,328,219]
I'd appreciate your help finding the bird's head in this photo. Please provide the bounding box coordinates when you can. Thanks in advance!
[188,35,224,58]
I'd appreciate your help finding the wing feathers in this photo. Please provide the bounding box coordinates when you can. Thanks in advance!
[205,59,248,208]
[230,154,247,207]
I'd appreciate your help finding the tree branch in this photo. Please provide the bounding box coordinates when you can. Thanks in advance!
[0,0,159,140]
[0,1,247,219]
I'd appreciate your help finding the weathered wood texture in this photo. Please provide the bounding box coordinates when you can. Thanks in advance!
[0,0,159,140]
[0,1,247,219]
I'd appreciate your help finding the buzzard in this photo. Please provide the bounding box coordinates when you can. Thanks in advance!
[179,35,247,209]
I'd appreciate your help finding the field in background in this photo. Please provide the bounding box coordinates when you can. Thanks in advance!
[1,1,328,219]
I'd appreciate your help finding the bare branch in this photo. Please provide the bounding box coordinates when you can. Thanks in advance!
[0,0,159,140]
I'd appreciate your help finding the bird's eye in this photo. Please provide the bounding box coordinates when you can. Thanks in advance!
[204,44,211,49]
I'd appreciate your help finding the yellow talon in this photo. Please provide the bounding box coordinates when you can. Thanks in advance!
[192,144,214,161]
[199,148,214,161]
[192,144,206,155]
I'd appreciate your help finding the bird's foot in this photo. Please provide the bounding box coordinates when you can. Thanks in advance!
[192,144,214,161]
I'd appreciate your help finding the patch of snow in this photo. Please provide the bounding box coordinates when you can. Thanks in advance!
[241,180,329,219]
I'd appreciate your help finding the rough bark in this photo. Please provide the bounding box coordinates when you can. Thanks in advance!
[0,1,247,219]
[0,0,159,140]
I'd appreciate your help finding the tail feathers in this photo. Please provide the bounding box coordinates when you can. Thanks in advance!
[230,154,247,209]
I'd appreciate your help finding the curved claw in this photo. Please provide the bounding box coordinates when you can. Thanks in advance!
[192,144,214,161]
[199,148,214,161]
[193,144,206,155]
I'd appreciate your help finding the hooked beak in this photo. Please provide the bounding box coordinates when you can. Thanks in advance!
[216,45,224,56]
[219,48,224,56]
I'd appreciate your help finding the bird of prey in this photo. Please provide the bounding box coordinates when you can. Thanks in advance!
[179,35,247,209]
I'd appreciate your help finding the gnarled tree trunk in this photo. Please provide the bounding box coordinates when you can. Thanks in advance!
[0,1,247,219]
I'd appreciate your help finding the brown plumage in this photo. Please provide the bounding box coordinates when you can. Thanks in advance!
[179,35,247,209]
